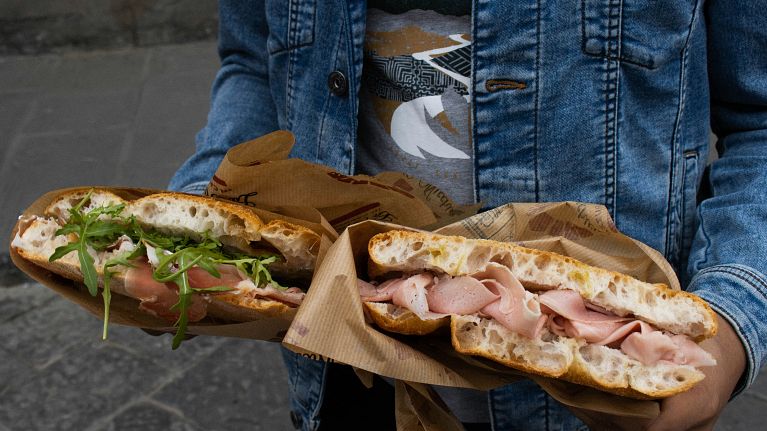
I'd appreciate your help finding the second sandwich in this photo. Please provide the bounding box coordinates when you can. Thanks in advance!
[357,230,718,399]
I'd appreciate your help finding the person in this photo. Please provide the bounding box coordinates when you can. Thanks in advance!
[169,1,766,430]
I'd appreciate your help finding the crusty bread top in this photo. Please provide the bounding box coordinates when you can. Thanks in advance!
[46,188,126,223]
[44,189,319,274]
[368,230,717,341]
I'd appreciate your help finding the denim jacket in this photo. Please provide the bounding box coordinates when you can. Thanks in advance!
[170,1,767,429]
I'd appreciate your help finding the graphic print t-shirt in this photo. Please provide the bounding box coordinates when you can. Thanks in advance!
[355,5,474,205]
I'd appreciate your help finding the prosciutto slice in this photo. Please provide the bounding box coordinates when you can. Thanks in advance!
[390,273,447,320]
[482,299,547,339]
[475,263,546,338]
[539,289,630,323]
[236,280,306,306]
[478,279,546,339]
[426,276,499,314]
[124,259,208,322]
[187,264,247,289]
[186,263,306,306]
[358,278,403,302]
[539,289,633,344]
[539,289,715,367]
[621,329,716,367]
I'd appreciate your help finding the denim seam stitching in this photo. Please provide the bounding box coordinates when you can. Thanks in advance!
[266,0,315,55]
[678,152,698,270]
[268,41,316,56]
[179,181,209,195]
[612,0,622,219]
[678,154,689,259]
[309,362,329,430]
[343,0,358,174]
[663,0,699,264]
[696,266,767,303]
[285,0,297,128]
[289,0,298,47]
[471,0,480,205]
[286,48,296,130]
[580,0,587,55]
[533,0,541,201]
[694,202,713,270]
[662,42,688,262]
[601,0,620,217]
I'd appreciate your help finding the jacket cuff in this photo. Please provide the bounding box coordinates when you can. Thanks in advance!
[169,180,209,196]
[686,264,767,396]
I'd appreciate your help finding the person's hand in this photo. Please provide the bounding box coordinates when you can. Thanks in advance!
[568,314,746,431]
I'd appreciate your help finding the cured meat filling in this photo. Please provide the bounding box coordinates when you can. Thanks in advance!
[359,264,715,367]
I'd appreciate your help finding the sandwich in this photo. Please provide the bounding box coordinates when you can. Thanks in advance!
[357,230,718,399]
[11,188,320,348]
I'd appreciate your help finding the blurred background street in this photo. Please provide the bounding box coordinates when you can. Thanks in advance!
[0,1,765,430]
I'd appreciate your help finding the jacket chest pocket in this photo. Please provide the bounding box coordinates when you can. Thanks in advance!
[266,0,317,54]
[581,0,697,69]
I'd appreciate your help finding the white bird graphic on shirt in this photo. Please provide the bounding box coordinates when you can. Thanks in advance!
[389,34,471,160]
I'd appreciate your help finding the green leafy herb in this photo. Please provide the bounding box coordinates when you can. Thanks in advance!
[170,253,194,349]
[47,189,286,349]
[101,246,143,339]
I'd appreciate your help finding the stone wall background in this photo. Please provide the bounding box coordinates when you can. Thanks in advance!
[0,0,217,55]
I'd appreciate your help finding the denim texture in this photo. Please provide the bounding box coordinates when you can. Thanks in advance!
[169,1,767,429]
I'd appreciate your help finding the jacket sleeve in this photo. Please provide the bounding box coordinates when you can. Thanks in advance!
[168,0,279,194]
[685,0,767,395]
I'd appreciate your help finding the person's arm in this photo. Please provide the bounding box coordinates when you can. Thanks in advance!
[683,0,767,403]
[169,0,279,194]
[571,0,767,429]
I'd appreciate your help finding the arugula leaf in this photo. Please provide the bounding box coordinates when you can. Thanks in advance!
[101,273,111,339]
[101,246,143,339]
[78,239,98,296]
[55,224,80,236]
[171,253,193,350]
[85,220,129,241]
[49,242,80,262]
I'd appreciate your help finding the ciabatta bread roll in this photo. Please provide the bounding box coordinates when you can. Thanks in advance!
[12,189,321,347]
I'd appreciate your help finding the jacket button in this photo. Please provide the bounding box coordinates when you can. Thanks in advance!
[289,410,303,429]
[327,70,348,97]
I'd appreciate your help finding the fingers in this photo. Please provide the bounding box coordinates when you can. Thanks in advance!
[645,383,724,431]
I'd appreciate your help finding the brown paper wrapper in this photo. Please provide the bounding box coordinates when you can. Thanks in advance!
[394,381,465,431]
[203,131,480,233]
[9,186,333,342]
[284,202,671,419]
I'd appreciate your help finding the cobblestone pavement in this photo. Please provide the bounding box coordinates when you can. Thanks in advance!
[0,42,765,430]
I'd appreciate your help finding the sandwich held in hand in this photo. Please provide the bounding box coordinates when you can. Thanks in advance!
[358,230,718,399]
[11,189,319,348]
